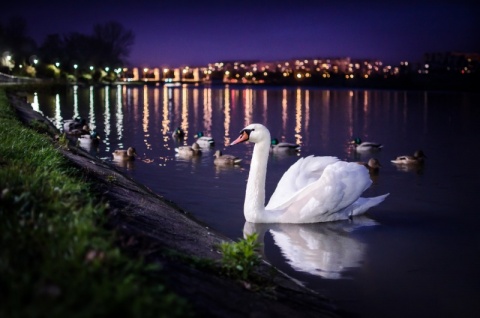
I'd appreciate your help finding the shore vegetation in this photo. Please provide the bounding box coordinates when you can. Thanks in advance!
[0,88,192,318]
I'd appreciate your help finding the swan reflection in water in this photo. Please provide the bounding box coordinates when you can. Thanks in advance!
[244,216,378,279]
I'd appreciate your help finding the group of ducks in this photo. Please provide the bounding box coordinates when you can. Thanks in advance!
[107,123,426,174]
[350,138,427,174]
[172,127,304,166]
[172,128,242,165]
[63,117,136,163]
[63,117,101,151]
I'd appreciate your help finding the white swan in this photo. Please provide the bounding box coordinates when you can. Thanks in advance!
[230,123,389,223]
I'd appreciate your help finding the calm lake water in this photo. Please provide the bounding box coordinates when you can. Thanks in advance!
[30,84,480,317]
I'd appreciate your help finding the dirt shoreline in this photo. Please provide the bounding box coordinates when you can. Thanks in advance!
[9,91,344,318]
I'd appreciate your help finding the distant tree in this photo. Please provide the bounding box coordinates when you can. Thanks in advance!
[38,34,66,65]
[91,21,135,67]
[63,32,97,70]
[0,16,37,70]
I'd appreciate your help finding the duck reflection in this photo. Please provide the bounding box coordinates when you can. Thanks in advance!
[244,216,377,279]
[393,163,425,174]
[112,158,135,170]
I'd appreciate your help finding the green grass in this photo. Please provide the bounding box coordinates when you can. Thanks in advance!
[219,233,261,281]
[0,89,192,318]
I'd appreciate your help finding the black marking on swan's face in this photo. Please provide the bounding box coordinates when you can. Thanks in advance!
[240,128,255,139]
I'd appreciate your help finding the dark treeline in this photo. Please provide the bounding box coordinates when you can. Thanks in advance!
[0,16,134,80]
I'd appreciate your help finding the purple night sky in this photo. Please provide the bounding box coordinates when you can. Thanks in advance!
[1,0,479,68]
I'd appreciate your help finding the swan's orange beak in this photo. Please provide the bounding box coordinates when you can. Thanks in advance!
[230,131,249,146]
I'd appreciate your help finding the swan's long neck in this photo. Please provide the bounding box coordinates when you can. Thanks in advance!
[244,133,270,222]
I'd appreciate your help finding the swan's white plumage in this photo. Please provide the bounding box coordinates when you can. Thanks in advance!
[232,123,389,223]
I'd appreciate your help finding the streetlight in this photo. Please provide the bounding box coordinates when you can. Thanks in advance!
[73,64,78,82]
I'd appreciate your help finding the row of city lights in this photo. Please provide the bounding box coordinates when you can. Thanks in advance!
[3,51,474,80]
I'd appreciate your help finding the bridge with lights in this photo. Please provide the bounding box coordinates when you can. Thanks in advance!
[122,67,205,84]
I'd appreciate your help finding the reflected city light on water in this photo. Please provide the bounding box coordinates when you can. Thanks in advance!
[115,86,123,143]
[31,92,40,113]
[281,89,287,133]
[223,87,231,146]
[142,85,151,150]
[295,88,302,146]
[161,86,170,149]
[202,87,211,137]
[181,86,189,142]
[261,90,268,123]
[73,85,79,119]
[304,89,310,141]
[29,84,428,165]
[54,94,62,130]
[89,86,96,135]
[29,85,370,159]
[103,86,111,152]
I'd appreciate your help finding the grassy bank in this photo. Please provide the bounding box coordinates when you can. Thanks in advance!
[0,88,192,317]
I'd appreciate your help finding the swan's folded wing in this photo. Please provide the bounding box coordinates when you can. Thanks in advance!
[266,161,373,222]
[266,156,339,209]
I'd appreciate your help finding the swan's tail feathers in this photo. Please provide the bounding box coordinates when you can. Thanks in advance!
[351,193,389,217]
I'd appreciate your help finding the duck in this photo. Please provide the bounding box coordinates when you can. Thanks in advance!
[63,117,87,133]
[350,138,383,152]
[391,150,426,165]
[270,138,301,153]
[175,142,202,157]
[213,150,242,165]
[171,127,185,139]
[78,131,100,149]
[112,147,137,161]
[230,123,389,223]
[357,158,382,174]
[67,124,90,136]
[195,131,215,147]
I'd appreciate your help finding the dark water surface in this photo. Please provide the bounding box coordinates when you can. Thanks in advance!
[30,84,480,317]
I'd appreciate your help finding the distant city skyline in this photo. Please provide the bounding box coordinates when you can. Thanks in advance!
[1,0,479,68]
